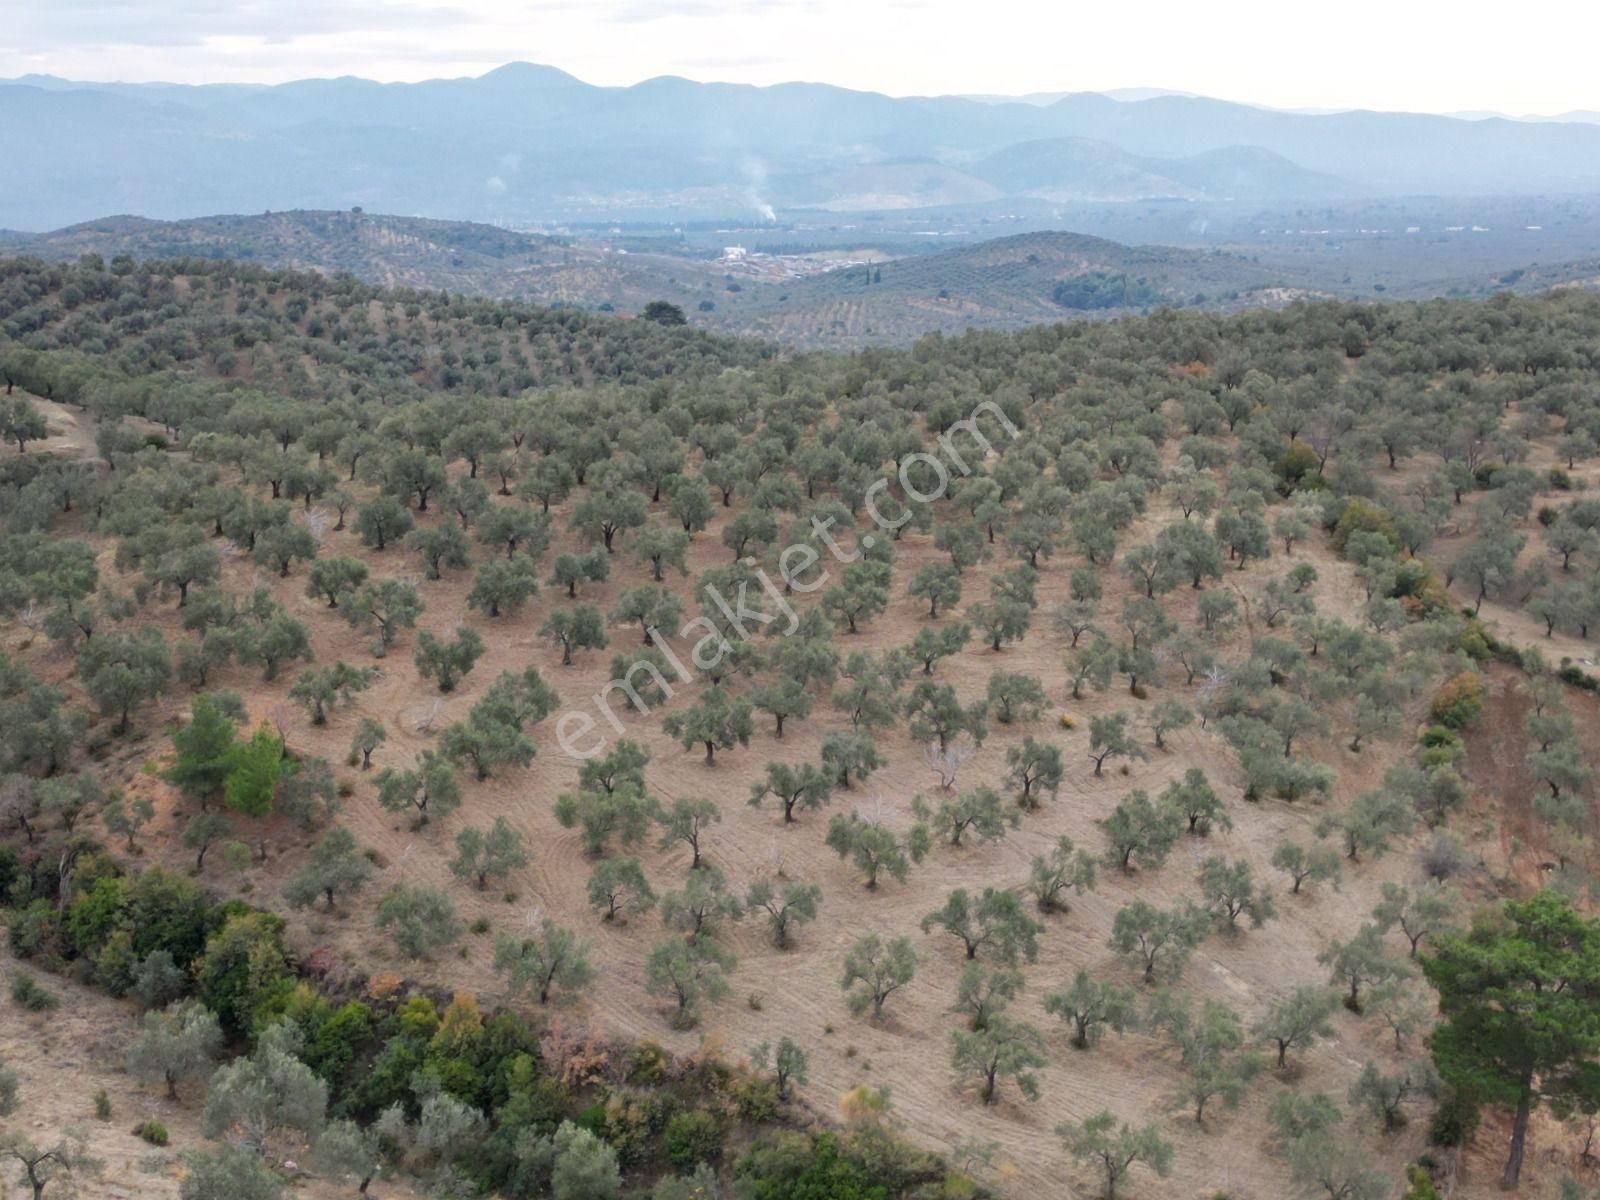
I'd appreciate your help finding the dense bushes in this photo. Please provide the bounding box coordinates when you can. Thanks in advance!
[1051,272,1160,312]
[1330,497,1399,556]
[4,853,965,1197]
[1429,672,1485,730]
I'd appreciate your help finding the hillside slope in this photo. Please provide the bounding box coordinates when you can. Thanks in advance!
[703,229,1313,345]
[5,262,1600,1200]
[2,215,1312,348]
[6,209,744,313]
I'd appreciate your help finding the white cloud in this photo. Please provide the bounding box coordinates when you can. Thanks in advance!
[9,0,472,53]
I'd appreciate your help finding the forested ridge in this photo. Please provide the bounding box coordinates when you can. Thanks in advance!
[2,255,1600,1200]
[0,254,771,400]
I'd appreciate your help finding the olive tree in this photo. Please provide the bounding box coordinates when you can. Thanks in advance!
[748,761,832,824]
[825,812,929,890]
[413,626,485,692]
[951,1017,1046,1105]
[663,689,754,766]
[1043,970,1136,1049]
[1007,736,1063,809]
[1197,856,1277,931]
[1253,985,1339,1069]
[1098,789,1183,872]
[0,1130,99,1200]
[644,939,733,1029]
[1271,840,1342,894]
[374,884,461,959]
[586,857,655,922]
[450,817,529,889]
[749,1037,809,1101]
[493,920,596,1005]
[921,887,1043,965]
[745,877,821,949]
[373,752,460,827]
[1028,836,1098,913]
[913,786,1018,847]
[201,1021,328,1153]
[1151,993,1264,1123]
[284,827,372,911]
[126,1001,223,1100]
[1056,1111,1173,1200]
[840,932,918,1021]
[1087,711,1146,776]
[539,605,609,666]
[1108,899,1209,983]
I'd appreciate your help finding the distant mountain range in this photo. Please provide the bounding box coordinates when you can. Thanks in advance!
[5,62,1600,230]
[972,139,1347,203]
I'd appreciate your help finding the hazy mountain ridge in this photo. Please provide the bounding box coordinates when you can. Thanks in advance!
[5,62,1600,229]
[972,138,1350,202]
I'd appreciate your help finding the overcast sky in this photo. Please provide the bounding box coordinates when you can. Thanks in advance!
[4,0,1597,116]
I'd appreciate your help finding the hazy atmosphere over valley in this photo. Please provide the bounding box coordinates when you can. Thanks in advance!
[4,6,1600,1200]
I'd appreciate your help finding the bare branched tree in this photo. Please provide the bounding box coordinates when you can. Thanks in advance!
[415,699,442,733]
[924,738,976,789]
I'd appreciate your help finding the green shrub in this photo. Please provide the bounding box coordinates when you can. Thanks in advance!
[735,1076,780,1124]
[1401,1165,1442,1200]
[1418,725,1462,750]
[735,1130,897,1200]
[1457,626,1491,662]
[1052,272,1157,311]
[1430,672,1485,730]
[133,1119,169,1146]
[1390,560,1432,599]
[626,1041,671,1086]
[575,1101,608,1135]
[9,971,59,1011]
[94,1089,112,1120]
[1427,1084,1480,1148]
[7,900,61,960]
[1558,660,1600,693]
[0,845,19,903]
[1276,441,1321,487]
[1419,744,1463,770]
[663,1109,724,1170]
[1331,497,1399,555]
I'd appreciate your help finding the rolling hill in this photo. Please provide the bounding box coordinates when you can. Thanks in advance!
[0,214,1314,347]
[13,210,1600,351]
[3,209,736,311]
[697,230,1314,346]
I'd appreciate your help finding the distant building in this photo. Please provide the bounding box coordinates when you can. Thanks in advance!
[722,245,748,261]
